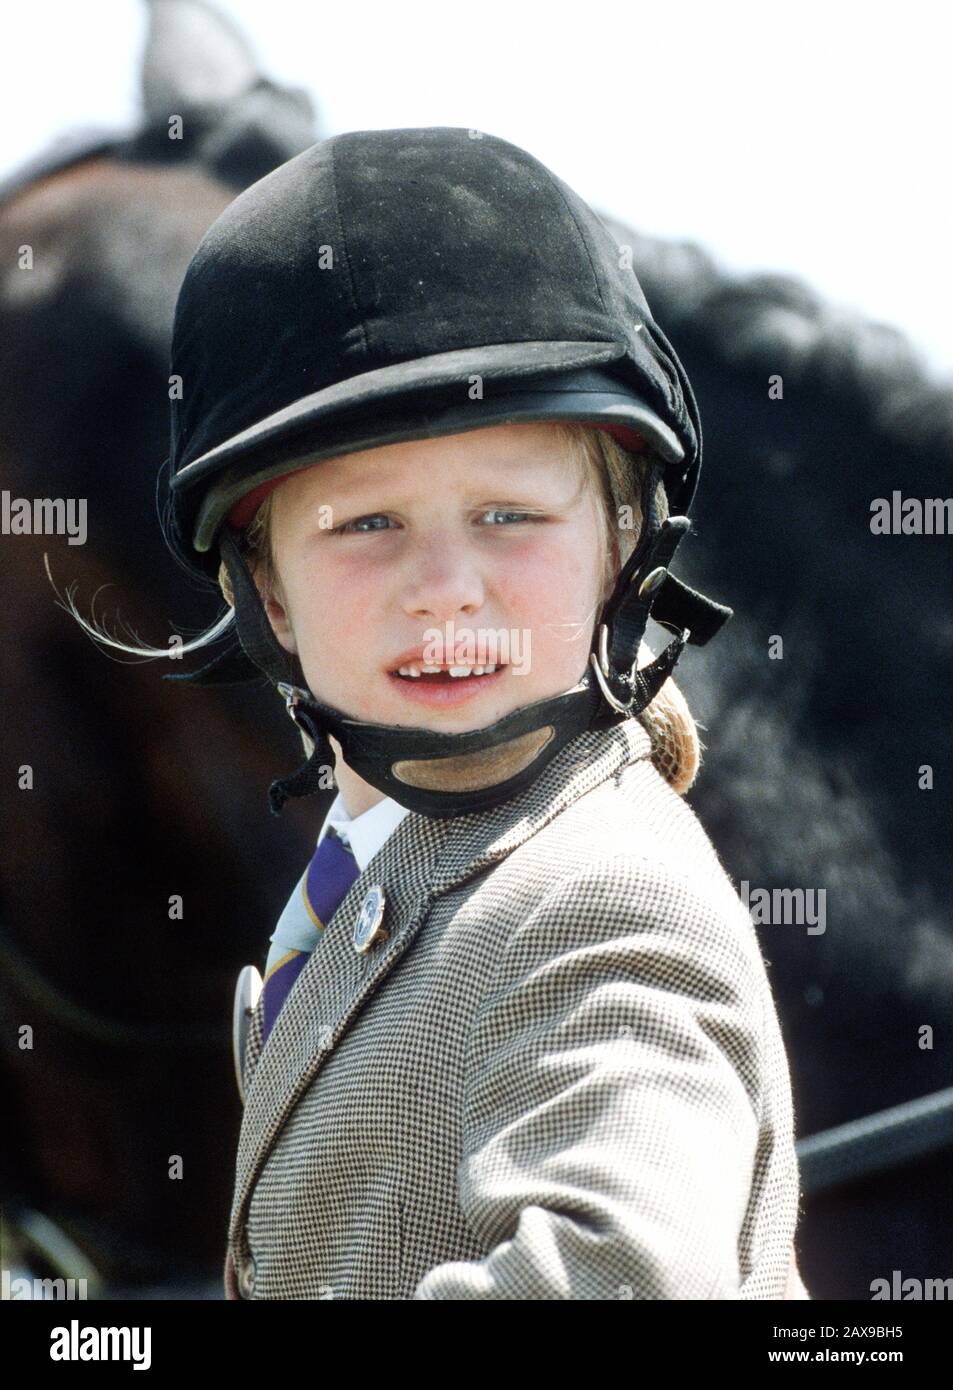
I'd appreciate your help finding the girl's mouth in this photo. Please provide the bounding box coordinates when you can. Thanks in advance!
[386,663,507,707]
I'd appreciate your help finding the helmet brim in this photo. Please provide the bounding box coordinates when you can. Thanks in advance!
[170,343,693,561]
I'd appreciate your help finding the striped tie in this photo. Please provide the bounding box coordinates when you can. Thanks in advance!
[262,827,360,1044]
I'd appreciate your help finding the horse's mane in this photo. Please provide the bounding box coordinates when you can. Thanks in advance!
[602,217,953,456]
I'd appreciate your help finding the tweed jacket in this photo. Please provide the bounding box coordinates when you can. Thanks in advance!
[225,716,807,1300]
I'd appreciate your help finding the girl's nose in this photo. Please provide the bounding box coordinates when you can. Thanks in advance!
[399,538,486,623]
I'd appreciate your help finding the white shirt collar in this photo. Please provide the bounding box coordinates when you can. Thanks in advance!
[317,791,411,873]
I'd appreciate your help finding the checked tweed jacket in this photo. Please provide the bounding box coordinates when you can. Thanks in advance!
[225,716,806,1299]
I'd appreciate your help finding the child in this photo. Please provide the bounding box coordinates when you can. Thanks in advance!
[71,126,808,1299]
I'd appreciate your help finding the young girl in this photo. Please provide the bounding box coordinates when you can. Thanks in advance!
[70,126,808,1299]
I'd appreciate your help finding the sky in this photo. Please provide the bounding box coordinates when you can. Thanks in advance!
[2,0,951,378]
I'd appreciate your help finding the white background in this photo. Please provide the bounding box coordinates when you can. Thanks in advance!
[2,0,950,377]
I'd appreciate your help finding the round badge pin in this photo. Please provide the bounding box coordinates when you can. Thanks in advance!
[353,885,388,954]
[232,964,263,1103]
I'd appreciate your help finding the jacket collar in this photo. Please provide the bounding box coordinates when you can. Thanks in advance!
[229,716,653,1246]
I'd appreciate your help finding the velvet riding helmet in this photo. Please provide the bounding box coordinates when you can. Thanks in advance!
[161,126,732,818]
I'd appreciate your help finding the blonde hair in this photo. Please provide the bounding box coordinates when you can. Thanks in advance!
[220,424,702,795]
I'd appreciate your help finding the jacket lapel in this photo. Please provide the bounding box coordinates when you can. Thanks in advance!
[229,717,652,1243]
[229,805,454,1240]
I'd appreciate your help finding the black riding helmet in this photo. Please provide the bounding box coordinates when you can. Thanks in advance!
[161,126,732,817]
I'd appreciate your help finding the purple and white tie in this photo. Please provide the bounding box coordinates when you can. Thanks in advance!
[262,827,360,1045]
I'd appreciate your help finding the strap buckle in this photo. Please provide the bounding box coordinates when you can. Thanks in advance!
[590,618,692,716]
[277,681,311,729]
[590,624,639,715]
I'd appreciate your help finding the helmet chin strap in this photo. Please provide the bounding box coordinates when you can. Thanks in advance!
[194,463,732,818]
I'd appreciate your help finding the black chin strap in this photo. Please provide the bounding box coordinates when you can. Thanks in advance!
[216,529,341,812]
[165,501,733,817]
[589,461,733,718]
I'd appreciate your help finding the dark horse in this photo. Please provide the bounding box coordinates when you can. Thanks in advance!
[2,0,949,1299]
[0,0,330,1292]
[619,227,953,1299]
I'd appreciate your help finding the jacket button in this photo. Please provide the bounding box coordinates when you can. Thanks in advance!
[238,1253,256,1299]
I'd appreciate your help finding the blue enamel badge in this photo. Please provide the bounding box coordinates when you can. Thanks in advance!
[353,885,388,954]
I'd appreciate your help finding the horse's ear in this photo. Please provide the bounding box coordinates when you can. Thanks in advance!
[138,0,318,188]
[140,0,260,118]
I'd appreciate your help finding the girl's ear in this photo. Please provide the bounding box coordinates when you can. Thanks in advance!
[255,572,298,656]
[602,533,621,606]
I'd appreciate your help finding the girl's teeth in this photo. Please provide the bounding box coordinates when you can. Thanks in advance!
[395,663,499,679]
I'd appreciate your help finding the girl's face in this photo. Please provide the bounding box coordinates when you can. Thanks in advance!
[259,422,617,807]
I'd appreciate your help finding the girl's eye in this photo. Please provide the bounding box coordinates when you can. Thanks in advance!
[330,514,393,535]
[479,508,542,526]
[329,509,543,535]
